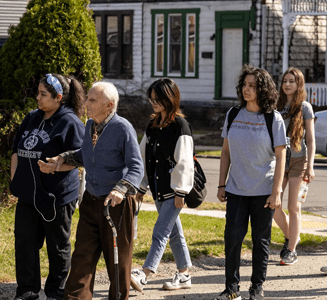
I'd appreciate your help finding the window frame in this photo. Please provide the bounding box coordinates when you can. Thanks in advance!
[93,10,134,79]
[151,9,200,79]
[185,13,197,77]
[154,13,164,76]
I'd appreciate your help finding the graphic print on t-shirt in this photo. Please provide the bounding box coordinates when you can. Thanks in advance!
[231,119,267,133]
[18,129,50,159]
[24,135,38,150]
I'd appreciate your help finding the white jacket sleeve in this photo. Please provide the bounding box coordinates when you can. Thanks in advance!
[138,133,149,194]
[171,135,194,197]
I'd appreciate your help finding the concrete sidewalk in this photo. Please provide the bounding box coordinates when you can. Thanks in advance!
[140,202,327,237]
[113,204,327,299]
[2,203,327,300]
[90,203,327,300]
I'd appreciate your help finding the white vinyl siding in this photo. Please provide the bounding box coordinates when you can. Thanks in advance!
[0,0,30,38]
[144,1,252,102]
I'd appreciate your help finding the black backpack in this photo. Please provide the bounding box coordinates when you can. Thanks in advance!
[159,124,207,209]
[227,106,275,152]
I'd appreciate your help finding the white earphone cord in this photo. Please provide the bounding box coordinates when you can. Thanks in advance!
[28,120,56,222]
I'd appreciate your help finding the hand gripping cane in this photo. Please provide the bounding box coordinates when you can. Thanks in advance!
[104,201,122,300]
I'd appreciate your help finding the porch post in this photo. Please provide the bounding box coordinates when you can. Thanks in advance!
[283,14,289,73]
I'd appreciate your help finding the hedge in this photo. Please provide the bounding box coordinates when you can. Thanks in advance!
[0,0,102,101]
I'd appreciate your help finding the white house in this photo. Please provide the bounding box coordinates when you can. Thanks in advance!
[90,0,327,110]
[90,0,261,109]
[0,0,30,47]
[2,0,327,111]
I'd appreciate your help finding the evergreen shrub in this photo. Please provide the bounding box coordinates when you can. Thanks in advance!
[0,0,102,101]
[0,99,37,202]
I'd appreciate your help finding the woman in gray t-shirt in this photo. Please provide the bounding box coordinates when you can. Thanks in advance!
[216,65,286,300]
[274,67,316,266]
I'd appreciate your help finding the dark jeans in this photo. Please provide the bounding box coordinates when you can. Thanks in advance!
[224,192,274,291]
[15,200,76,300]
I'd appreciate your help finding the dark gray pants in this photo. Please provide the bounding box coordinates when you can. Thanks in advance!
[15,200,76,300]
[64,190,136,300]
[224,192,274,291]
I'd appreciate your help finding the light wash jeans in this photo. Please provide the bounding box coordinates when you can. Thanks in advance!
[142,196,192,273]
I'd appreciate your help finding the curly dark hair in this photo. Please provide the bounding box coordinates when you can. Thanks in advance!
[39,74,85,118]
[236,64,278,113]
[278,67,306,152]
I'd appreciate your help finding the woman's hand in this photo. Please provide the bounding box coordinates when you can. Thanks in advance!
[38,156,64,174]
[38,160,55,174]
[11,153,18,180]
[217,187,227,202]
[264,192,281,209]
[218,139,230,203]
[304,166,315,183]
[136,192,145,202]
[175,196,185,208]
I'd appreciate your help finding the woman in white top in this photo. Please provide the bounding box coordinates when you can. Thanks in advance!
[130,78,194,293]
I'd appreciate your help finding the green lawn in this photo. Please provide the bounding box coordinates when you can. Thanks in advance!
[1,203,327,282]
[195,150,221,157]
[195,150,326,159]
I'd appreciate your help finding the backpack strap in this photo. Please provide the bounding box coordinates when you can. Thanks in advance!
[227,106,241,133]
[263,111,274,152]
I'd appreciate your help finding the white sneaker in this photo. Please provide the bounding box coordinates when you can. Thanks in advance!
[131,269,147,292]
[162,272,192,290]
[321,266,327,273]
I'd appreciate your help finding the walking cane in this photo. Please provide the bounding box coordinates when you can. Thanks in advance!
[104,201,122,300]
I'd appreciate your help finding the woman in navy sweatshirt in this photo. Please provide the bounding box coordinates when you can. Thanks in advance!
[10,74,85,300]
[130,78,194,292]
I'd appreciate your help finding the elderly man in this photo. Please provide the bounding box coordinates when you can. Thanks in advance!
[39,81,144,300]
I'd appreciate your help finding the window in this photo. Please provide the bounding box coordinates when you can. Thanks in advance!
[151,9,200,78]
[94,11,133,79]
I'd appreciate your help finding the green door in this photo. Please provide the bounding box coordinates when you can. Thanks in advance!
[215,8,255,100]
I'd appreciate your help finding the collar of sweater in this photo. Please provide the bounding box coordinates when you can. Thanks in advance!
[92,112,115,135]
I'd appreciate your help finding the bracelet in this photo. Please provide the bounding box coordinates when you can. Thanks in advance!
[218,185,226,188]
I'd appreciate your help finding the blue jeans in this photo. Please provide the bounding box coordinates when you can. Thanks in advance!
[225,192,274,291]
[143,197,192,273]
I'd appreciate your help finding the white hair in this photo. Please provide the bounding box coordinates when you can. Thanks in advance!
[92,81,119,112]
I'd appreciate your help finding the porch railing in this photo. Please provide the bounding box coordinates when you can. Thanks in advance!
[305,83,327,106]
[286,0,327,14]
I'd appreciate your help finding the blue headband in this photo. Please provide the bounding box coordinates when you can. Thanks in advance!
[45,74,63,95]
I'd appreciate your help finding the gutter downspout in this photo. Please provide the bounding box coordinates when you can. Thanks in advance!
[141,2,145,98]
[261,1,267,69]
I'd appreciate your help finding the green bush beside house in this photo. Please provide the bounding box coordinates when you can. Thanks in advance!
[0,99,38,202]
[0,0,102,202]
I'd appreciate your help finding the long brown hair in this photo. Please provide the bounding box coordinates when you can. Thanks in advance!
[146,78,184,128]
[278,67,306,152]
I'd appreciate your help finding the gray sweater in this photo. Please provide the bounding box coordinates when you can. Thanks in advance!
[76,113,144,197]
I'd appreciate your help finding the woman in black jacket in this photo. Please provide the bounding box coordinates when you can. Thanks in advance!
[10,74,85,300]
[130,78,194,293]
